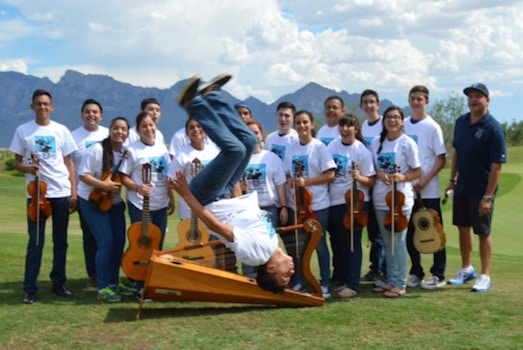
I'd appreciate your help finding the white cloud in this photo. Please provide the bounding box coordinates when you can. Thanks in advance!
[0,0,522,120]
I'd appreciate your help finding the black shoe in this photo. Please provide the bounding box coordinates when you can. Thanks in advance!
[176,75,201,108]
[197,73,233,95]
[53,285,72,298]
[23,292,37,304]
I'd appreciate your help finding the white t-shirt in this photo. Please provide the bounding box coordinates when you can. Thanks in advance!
[71,125,109,184]
[245,150,287,208]
[205,192,278,266]
[264,129,298,162]
[327,139,376,205]
[9,120,77,198]
[404,116,446,199]
[168,127,219,157]
[369,134,420,211]
[284,138,336,211]
[167,144,220,220]
[362,117,383,147]
[316,125,340,146]
[77,142,126,204]
[125,126,165,147]
[121,140,171,211]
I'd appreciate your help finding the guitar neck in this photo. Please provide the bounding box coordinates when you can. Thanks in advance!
[141,196,151,237]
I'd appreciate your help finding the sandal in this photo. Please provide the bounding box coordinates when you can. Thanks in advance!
[337,287,357,299]
[383,288,406,298]
[373,285,392,293]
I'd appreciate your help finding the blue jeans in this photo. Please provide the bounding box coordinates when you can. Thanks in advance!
[375,208,412,289]
[329,203,364,291]
[186,92,256,206]
[24,196,70,293]
[367,199,386,275]
[79,198,126,289]
[127,202,168,250]
[78,205,97,279]
[407,198,446,280]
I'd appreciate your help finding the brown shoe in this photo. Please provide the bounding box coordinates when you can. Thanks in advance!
[197,73,232,95]
[177,75,201,107]
[86,275,97,289]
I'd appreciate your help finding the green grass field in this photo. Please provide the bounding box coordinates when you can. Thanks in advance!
[1,148,522,349]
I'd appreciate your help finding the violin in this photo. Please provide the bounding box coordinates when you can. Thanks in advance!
[384,164,408,232]
[88,150,128,212]
[293,161,317,224]
[344,161,367,230]
[27,153,52,223]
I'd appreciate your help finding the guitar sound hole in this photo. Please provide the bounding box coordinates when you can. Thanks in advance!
[187,230,201,243]
[139,236,151,248]
[418,217,430,231]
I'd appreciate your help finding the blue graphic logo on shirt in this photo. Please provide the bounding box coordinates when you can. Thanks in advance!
[35,136,56,159]
[408,135,418,144]
[260,211,276,238]
[364,136,373,147]
[292,155,309,178]
[270,145,285,161]
[377,152,395,173]
[333,154,349,178]
[245,163,266,188]
[149,156,167,180]
[320,137,334,146]
[85,140,98,148]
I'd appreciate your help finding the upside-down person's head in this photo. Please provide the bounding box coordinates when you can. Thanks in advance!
[256,247,294,294]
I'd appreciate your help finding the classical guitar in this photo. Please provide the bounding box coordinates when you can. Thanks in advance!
[412,191,446,254]
[121,163,163,281]
[173,158,214,267]
[88,149,128,212]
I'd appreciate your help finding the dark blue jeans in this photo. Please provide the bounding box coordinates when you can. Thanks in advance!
[407,198,446,280]
[330,203,364,291]
[24,196,70,293]
[78,205,97,279]
[367,199,386,276]
[186,92,256,206]
[79,198,126,289]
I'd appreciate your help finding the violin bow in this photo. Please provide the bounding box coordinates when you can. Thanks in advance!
[293,176,299,259]
[31,153,41,247]
[350,162,355,253]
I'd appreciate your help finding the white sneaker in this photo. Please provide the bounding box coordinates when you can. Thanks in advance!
[420,275,446,290]
[448,267,476,285]
[321,285,331,298]
[292,283,305,292]
[406,274,422,288]
[471,274,491,293]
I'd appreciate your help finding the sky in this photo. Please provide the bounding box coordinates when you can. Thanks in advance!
[1,0,522,124]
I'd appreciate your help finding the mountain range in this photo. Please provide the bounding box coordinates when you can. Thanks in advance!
[0,70,396,148]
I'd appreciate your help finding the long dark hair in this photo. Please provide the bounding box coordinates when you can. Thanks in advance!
[377,106,404,154]
[102,116,129,172]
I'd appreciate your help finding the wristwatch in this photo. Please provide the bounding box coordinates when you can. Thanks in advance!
[482,195,494,202]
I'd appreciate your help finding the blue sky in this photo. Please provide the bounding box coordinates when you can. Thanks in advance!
[1,0,522,124]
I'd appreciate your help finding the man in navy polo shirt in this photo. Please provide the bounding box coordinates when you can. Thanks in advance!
[445,83,506,293]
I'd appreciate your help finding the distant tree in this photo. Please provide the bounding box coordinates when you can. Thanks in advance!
[428,91,466,160]
[501,119,523,146]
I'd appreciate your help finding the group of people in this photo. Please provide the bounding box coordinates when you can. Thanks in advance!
[10,76,505,304]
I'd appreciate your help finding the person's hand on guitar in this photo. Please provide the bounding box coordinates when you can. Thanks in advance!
[137,183,152,197]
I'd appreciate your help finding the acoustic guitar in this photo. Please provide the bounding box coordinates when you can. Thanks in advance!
[173,158,215,267]
[412,192,446,254]
[121,163,163,281]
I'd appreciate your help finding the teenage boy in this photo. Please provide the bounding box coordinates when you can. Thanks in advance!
[10,89,78,304]
[403,85,447,290]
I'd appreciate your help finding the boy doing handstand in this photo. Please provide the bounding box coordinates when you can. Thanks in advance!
[169,74,294,293]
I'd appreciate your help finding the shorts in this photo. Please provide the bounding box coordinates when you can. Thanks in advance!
[452,194,494,236]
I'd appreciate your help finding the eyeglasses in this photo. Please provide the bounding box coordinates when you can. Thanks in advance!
[385,115,402,120]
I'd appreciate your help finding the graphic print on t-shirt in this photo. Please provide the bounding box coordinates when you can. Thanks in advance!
[270,144,286,161]
[149,156,167,181]
[332,154,351,184]
[291,155,309,178]
[34,136,56,159]
[245,163,267,193]
[376,152,395,174]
